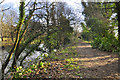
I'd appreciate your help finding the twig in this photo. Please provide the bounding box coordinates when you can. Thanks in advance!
[0,0,4,4]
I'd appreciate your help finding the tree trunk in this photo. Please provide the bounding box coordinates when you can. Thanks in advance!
[20,41,41,66]
[11,32,43,69]
[116,2,120,41]
[1,33,3,41]
[118,11,120,41]
[1,2,25,79]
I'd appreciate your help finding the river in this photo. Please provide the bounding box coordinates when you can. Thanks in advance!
[0,43,50,79]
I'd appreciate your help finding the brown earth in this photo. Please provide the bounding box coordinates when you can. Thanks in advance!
[9,40,120,79]
[76,40,119,79]
[32,40,120,79]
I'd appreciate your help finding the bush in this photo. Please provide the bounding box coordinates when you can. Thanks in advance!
[91,37,101,48]
[81,31,88,41]
[91,34,120,53]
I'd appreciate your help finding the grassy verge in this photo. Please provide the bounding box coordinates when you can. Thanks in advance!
[82,40,91,43]
[7,38,84,78]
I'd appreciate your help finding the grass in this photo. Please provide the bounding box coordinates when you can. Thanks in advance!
[1,38,14,45]
[48,38,81,62]
[82,40,91,43]
[0,38,15,52]
[1,37,41,52]
[49,44,78,60]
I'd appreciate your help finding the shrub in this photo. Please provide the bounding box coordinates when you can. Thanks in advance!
[91,37,101,48]
[91,34,120,53]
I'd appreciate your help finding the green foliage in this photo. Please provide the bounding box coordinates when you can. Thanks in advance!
[11,61,52,78]
[65,59,71,62]
[87,17,108,35]
[81,31,91,41]
[16,66,22,71]
[19,2,25,25]
[91,37,101,49]
[39,62,44,68]
[64,58,79,71]
[91,33,120,52]
[81,17,108,41]
[82,2,120,54]
[44,31,58,52]
[44,15,73,53]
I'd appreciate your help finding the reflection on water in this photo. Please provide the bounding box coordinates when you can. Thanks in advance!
[0,43,49,74]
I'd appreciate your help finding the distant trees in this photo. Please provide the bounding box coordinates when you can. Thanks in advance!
[0,0,11,42]
[81,2,110,40]
[81,2,120,52]
[0,10,17,42]
[4,10,18,41]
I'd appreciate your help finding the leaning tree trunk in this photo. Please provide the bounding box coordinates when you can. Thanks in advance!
[11,1,37,69]
[1,1,25,79]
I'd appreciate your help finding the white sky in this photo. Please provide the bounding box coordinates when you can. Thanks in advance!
[2,0,20,8]
[1,0,82,8]
[1,0,84,32]
[1,0,84,20]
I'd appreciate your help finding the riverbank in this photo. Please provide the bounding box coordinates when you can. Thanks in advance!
[6,40,119,79]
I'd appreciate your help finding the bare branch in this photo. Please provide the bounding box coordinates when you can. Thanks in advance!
[34,6,45,10]
[0,0,4,4]
[0,0,11,12]
[1,7,11,12]
[24,0,31,8]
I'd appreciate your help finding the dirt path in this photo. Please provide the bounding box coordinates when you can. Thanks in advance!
[76,40,119,79]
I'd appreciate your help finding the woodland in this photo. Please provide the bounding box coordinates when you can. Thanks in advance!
[0,0,120,79]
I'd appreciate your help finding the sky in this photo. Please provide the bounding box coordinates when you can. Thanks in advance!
[0,0,84,32]
[1,0,19,10]
[1,0,83,17]
[1,0,83,10]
